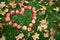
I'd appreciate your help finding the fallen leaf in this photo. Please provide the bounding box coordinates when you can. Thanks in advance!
[15,33,24,40]
[53,7,60,12]
[0,2,6,9]
[48,36,56,40]
[40,19,48,25]
[49,1,54,6]
[0,10,6,15]
[0,35,6,40]
[32,33,40,40]
[50,28,55,35]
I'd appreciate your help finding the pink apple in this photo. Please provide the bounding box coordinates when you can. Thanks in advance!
[17,25,21,29]
[24,6,28,9]
[10,10,15,15]
[28,28,32,32]
[16,10,20,14]
[20,8,25,12]
[9,21,13,25]
[32,7,36,11]
[28,6,32,9]
[6,17,10,21]
[29,23,34,28]
[33,13,37,16]
[32,10,36,13]
[12,23,18,27]
[6,13,10,17]
[33,16,37,20]
[19,11,24,15]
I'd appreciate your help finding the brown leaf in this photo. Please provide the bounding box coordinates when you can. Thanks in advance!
[40,19,48,25]
[9,0,16,8]
[50,28,55,35]
[44,33,49,38]
[0,23,4,29]
[15,33,24,40]
[58,23,60,28]
[44,30,49,38]
[18,0,25,7]
[49,36,56,40]
[0,35,6,40]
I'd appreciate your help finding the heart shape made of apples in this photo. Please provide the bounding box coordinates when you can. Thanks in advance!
[5,6,37,32]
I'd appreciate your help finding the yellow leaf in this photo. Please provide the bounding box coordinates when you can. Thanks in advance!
[9,0,16,8]
[40,24,48,29]
[32,33,39,40]
[41,6,46,10]
[49,1,54,6]
[0,11,6,15]
[4,8,8,12]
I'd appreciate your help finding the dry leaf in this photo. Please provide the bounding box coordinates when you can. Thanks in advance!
[58,23,60,28]
[49,36,56,40]
[40,6,46,10]
[40,19,48,29]
[0,7,9,15]
[0,2,6,9]
[9,2,16,8]
[19,3,24,7]
[44,30,49,33]
[32,33,39,40]
[18,0,25,7]
[53,7,60,12]
[0,35,6,40]
[39,10,46,16]
[0,22,4,36]
[0,18,2,20]
[9,0,16,8]
[0,23,4,29]
[40,19,48,25]
[44,33,49,38]
[49,1,54,6]
[15,33,24,40]
[4,8,8,12]
[18,0,29,7]
[0,11,6,15]
[24,1,29,4]
[37,25,42,31]
[44,30,49,38]
[0,8,8,16]
[22,38,25,40]
[50,28,55,35]
[40,24,48,29]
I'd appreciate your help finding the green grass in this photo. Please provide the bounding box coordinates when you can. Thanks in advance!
[0,0,60,40]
